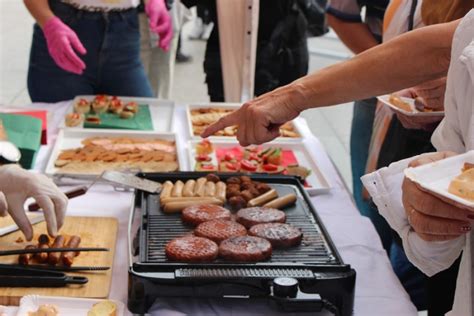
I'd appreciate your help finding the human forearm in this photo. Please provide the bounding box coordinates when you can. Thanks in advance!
[292,20,458,112]
[24,0,54,28]
[327,15,379,54]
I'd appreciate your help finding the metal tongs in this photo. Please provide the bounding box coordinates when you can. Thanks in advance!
[29,170,162,211]
[0,264,88,287]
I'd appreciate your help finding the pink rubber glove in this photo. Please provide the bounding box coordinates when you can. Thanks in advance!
[42,16,87,75]
[145,0,172,51]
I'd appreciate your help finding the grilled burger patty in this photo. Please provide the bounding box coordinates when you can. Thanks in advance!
[165,236,218,262]
[249,223,302,248]
[182,204,232,226]
[194,219,247,243]
[219,236,272,262]
[236,207,286,228]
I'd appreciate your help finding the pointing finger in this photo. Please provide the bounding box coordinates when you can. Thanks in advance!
[201,111,241,138]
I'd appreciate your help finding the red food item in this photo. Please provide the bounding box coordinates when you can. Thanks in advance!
[241,159,258,172]
[196,154,211,162]
[195,219,247,243]
[236,207,286,228]
[165,236,218,262]
[224,152,235,161]
[248,153,260,161]
[94,94,107,100]
[196,139,214,155]
[182,204,232,226]
[78,98,89,106]
[262,163,278,172]
[219,236,272,262]
[249,223,302,248]
[225,162,238,171]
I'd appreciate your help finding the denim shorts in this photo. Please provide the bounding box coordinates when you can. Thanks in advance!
[27,0,153,102]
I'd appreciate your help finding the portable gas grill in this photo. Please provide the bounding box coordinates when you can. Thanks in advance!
[128,173,355,315]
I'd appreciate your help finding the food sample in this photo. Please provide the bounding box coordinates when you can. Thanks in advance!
[85,115,101,125]
[74,98,91,114]
[194,219,247,243]
[19,245,36,265]
[165,236,218,262]
[236,207,286,228]
[119,111,134,119]
[28,304,59,316]
[263,193,297,209]
[48,235,65,265]
[224,176,275,211]
[54,136,179,174]
[190,107,300,138]
[219,236,272,262]
[181,205,232,226]
[61,235,81,266]
[34,234,50,263]
[193,141,312,179]
[92,95,110,113]
[87,300,117,316]
[124,101,139,113]
[65,113,84,127]
[249,223,302,248]
[448,166,474,202]
[108,96,124,114]
[388,94,413,112]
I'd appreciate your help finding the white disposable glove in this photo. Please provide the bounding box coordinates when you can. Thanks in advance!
[0,165,68,240]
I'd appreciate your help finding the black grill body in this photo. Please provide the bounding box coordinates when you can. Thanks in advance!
[128,173,356,315]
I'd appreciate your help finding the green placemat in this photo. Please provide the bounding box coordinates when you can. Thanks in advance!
[83,104,153,130]
[0,113,42,169]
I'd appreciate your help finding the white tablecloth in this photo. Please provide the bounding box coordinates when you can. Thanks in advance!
[27,102,417,316]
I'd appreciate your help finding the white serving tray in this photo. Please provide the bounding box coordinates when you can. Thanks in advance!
[63,95,175,132]
[185,103,303,142]
[186,139,330,195]
[17,295,124,316]
[377,95,445,117]
[45,129,183,180]
[404,151,474,211]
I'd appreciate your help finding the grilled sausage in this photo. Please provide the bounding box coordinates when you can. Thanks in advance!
[61,235,81,266]
[171,180,184,197]
[34,234,50,263]
[247,189,278,207]
[204,181,216,197]
[215,181,226,202]
[48,235,65,265]
[182,180,196,197]
[163,198,224,213]
[18,245,36,265]
[160,181,173,202]
[194,177,207,197]
[263,193,297,209]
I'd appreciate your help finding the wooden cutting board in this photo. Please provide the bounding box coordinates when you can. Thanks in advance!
[0,216,118,305]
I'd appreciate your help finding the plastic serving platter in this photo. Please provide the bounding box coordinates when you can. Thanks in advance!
[404,150,474,211]
[186,139,330,195]
[45,129,183,180]
[17,295,124,316]
[377,95,445,117]
[64,95,175,132]
[185,103,303,142]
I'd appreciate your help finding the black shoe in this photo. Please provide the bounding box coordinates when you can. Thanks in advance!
[176,52,192,63]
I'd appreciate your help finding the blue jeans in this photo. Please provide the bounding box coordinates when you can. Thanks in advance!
[27,0,153,103]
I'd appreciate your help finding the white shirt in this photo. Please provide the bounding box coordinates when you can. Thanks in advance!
[362,9,474,316]
[61,0,140,11]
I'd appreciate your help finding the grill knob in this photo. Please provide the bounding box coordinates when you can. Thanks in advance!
[273,277,299,298]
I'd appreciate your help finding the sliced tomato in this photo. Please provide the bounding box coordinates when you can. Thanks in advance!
[240,159,257,172]
[248,153,260,161]
[196,154,211,162]
[200,164,216,170]
[225,162,238,171]
[262,163,278,172]
[224,152,235,161]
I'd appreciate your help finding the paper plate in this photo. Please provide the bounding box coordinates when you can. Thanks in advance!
[377,95,445,117]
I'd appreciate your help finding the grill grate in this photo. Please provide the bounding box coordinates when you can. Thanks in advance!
[145,214,337,264]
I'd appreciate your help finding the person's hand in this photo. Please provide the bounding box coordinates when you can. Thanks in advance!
[42,16,87,75]
[202,85,304,146]
[145,0,172,51]
[0,165,68,241]
[392,77,446,131]
[402,151,474,242]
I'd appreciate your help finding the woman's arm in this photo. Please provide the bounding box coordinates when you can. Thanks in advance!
[23,0,54,28]
[327,14,379,54]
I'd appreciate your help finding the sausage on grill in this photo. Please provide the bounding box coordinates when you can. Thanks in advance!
[194,219,247,244]
[165,236,218,262]
[219,236,272,262]
[249,223,302,248]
